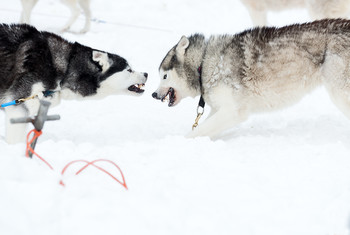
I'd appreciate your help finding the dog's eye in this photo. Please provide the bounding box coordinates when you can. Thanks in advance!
[163,74,167,80]
[127,69,132,73]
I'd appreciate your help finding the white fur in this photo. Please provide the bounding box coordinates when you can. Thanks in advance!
[92,51,110,73]
[20,0,91,33]
[186,85,249,138]
[87,69,147,99]
[240,0,350,26]
[156,68,196,106]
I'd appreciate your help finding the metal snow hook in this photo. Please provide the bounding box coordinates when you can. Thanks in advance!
[11,100,60,158]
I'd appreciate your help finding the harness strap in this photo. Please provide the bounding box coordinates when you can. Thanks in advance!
[0,90,56,108]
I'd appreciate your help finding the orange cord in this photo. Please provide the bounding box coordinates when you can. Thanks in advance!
[60,159,128,189]
[26,129,54,170]
[25,129,127,189]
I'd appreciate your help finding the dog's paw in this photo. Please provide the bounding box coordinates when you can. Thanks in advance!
[60,27,70,33]
[79,26,90,34]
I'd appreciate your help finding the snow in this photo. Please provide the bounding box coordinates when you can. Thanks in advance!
[0,0,350,234]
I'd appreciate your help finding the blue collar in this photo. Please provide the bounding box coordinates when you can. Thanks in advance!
[42,90,56,97]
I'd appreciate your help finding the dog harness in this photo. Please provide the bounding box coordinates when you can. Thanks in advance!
[1,90,56,108]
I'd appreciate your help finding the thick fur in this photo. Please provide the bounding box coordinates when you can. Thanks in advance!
[240,0,350,26]
[20,0,91,33]
[0,24,147,144]
[153,19,350,139]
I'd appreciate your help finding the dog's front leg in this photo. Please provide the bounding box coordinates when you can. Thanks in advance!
[61,0,80,32]
[78,0,91,33]
[186,108,248,139]
[246,8,267,26]
[5,106,28,144]
[19,0,39,23]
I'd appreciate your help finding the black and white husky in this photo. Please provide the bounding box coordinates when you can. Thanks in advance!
[153,19,350,139]
[0,24,148,144]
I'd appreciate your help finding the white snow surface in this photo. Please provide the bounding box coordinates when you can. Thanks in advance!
[0,0,350,234]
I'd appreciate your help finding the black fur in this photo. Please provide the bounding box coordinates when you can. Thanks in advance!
[0,24,128,99]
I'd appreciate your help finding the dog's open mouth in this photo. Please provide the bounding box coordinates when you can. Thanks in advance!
[161,87,176,107]
[128,84,145,94]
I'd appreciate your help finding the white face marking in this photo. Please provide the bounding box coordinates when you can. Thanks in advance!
[98,67,147,96]
[61,67,147,101]
[154,68,197,106]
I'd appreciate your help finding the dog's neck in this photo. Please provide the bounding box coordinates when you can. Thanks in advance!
[184,36,207,96]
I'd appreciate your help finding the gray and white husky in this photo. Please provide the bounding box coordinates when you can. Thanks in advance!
[0,24,148,144]
[153,19,350,139]
[240,0,350,26]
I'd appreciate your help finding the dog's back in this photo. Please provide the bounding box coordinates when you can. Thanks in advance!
[241,0,350,26]
[223,19,350,114]
[0,24,39,92]
[0,24,72,100]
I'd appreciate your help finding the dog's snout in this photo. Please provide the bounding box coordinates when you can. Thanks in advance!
[144,73,148,78]
[152,92,158,99]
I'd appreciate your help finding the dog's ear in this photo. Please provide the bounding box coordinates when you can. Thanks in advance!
[175,36,190,57]
[92,51,110,72]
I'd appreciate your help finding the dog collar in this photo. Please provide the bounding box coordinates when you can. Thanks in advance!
[43,90,56,97]
[197,66,205,109]
[192,66,205,130]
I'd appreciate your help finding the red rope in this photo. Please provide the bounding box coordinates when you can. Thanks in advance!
[26,129,54,170]
[25,129,127,189]
[60,159,128,190]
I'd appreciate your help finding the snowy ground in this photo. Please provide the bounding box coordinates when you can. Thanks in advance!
[0,0,350,234]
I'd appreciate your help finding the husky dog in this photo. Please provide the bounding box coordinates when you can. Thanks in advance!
[153,19,350,139]
[0,24,148,144]
[240,0,350,26]
[20,0,91,33]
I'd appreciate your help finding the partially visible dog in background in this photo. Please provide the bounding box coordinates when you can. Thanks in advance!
[240,0,350,26]
[20,0,91,33]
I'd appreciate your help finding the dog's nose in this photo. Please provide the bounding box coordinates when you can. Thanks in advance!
[152,92,158,99]
[144,73,148,78]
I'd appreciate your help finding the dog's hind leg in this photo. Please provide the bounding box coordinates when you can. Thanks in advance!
[246,8,267,26]
[186,108,248,139]
[307,0,350,20]
[20,0,39,24]
[325,85,350,120]
[61,0,80,32]
[5,106,28,144]
[78,0,91,33]
[322,54,350,119]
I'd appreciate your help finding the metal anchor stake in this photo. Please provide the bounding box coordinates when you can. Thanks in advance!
[11,100,60,158]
